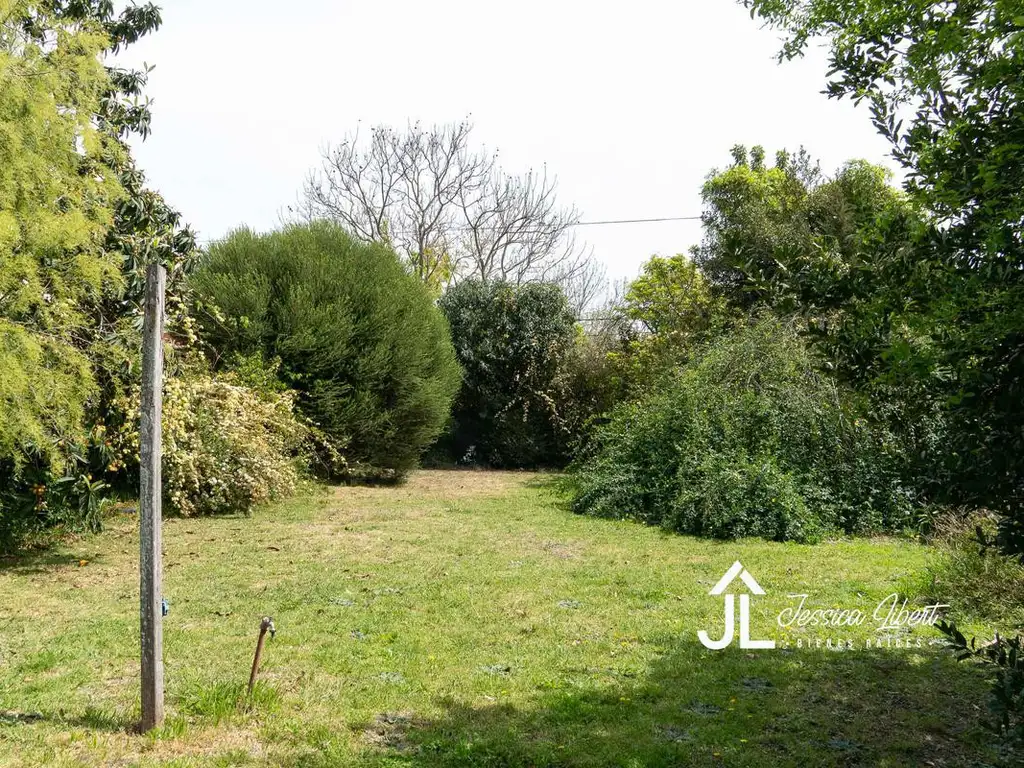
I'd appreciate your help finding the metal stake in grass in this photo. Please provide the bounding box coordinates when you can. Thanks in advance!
[247,617,276,696]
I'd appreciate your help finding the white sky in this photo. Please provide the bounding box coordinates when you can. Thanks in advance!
[116,0,898,283]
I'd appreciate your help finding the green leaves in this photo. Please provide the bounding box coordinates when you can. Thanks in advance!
[938,619,1024,746]
[741,0,1024,559]
[438,280,578,467]
[192,222,460,478]
[570,319,913,542]
[0,2,121,484]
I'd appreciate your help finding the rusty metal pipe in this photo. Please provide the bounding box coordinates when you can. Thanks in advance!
[247,616,275,696]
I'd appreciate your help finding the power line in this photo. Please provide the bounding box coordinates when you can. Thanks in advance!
[198,214,703,245]
[574,215,702,226]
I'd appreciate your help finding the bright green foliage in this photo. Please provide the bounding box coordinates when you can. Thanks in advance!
[0,0,207,547]
[0,0,122,451]
[437,280,578,467]
[191,222,460,478]
[615,253,731,386]
[623,254,728,339]
[741,0,1024,558]
[571,319,914,542]
[693,147,950,497]
[0,1,127,543]
[693,145,816,305]
[694,146,920,317]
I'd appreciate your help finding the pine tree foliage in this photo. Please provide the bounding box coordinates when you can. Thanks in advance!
[0,0,124,470]
[192,222,461,478]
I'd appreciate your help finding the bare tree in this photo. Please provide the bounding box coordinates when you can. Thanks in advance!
[554,255,607,319]
[578,277,630,340]
[300,120,590,289]
[458,164,584,283]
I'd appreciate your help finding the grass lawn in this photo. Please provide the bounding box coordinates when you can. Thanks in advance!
[0,470,998,767]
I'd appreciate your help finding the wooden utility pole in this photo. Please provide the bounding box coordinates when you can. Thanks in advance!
[139,262,166,732]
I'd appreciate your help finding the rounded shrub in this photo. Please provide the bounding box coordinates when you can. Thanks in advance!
[570,318,914,542]
[191,222,461,478]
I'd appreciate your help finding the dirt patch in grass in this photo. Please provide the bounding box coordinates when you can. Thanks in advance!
[138,726,264,763]
[515,531,585,560]
[539,539,583,560]
[362,711,423,753]
[333,469,537,503]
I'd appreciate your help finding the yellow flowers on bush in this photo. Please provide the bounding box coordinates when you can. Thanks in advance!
[162,377,306,516]
[113,375,307,516]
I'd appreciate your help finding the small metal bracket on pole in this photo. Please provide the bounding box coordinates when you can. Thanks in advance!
[140,262,166,732]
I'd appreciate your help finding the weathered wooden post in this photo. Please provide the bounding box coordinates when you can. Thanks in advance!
[140,262,166,732]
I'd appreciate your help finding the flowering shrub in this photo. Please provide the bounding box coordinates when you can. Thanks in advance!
[162,377,306,516]
[112,374,307,516]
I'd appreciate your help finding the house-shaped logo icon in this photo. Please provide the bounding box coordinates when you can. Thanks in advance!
[708,560,765,596]
[698,561,775,650]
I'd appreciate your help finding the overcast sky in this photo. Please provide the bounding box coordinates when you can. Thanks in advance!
[115,0,898,283]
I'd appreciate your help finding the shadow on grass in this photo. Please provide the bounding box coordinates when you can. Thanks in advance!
[522,472,574,512]
[0,706,135,733]
[0,550,101,575]
[345,638,996,768]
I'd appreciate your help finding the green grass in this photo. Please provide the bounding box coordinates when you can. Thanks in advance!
[0,471,1000,766]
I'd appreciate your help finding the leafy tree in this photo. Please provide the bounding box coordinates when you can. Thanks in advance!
[0,0,204,546]
[742,0,1024,555]
[694,146,919,319]
[438,280,578,467]
[191,222,461,478]
[694,148,958,490]
[693,145,817,305]
[615,253,731,386]
[0,0,130,542]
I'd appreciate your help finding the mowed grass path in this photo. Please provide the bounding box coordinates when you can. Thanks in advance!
[0,471,994,767]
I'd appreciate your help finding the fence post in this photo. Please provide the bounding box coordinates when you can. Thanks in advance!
[140,262,166,732]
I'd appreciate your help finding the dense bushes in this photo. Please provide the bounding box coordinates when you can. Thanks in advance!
[437,280,578,467]
[111,371,307,516]
[614,254,732,389]
[191,223,460,478]
[570,319,914,542]
[0,2,209,546]
[914,511,1024,626]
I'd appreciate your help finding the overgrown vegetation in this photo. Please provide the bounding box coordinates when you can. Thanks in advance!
[192,222,461,480]
[735,2,1024,753]
[741,0,1024,558]
[2,0,1021,758]
[571,319,912,542]
[914,511,1024,627]
[0,0,202,547]
[111,372,307,516]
